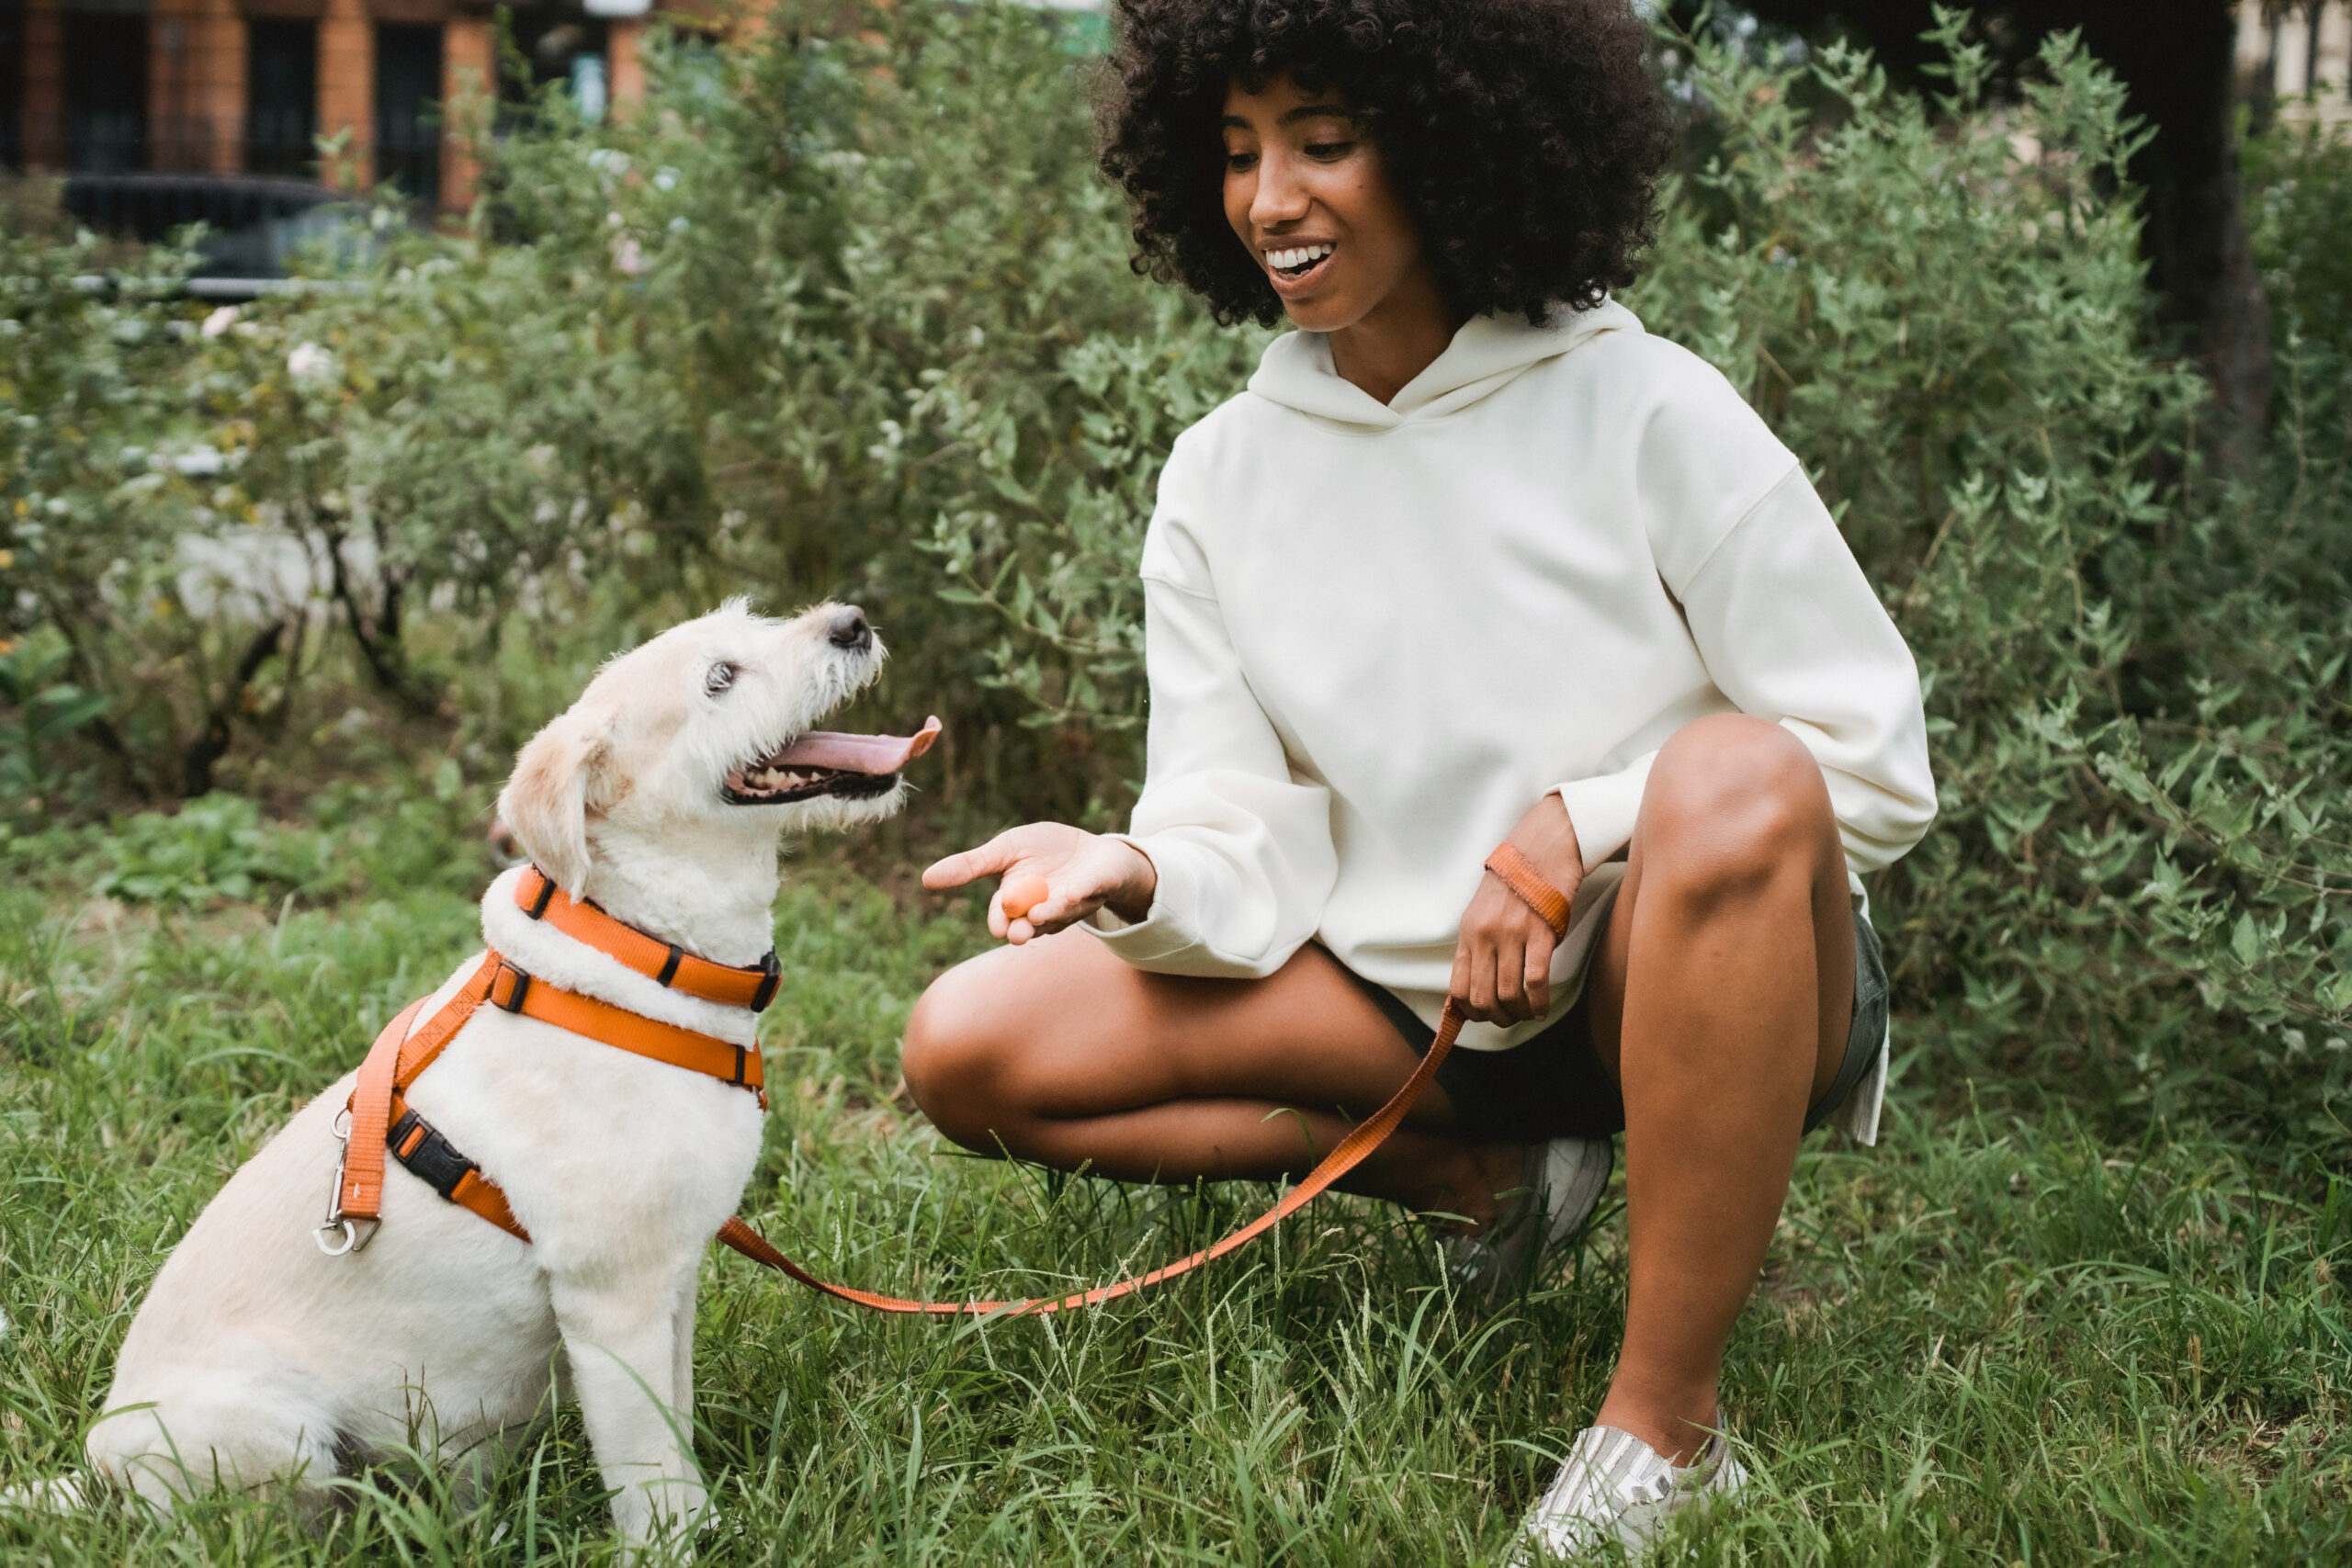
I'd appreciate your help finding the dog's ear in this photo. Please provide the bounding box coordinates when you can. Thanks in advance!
[498,706,614,895]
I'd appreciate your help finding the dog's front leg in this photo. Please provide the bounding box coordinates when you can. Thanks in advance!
[550,1275,705,1549]
[672,1280,697,1427]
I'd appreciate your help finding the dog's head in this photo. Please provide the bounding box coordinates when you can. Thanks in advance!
[497,600,936,894]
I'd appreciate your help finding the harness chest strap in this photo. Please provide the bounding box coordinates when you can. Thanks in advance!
[325,951,764,1252]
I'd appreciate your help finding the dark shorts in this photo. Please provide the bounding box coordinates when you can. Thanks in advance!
[1339,905,1888,1144]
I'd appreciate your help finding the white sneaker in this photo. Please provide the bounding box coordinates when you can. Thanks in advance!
[1509,1413,1748,1563]
[1444,1135,1612,1301]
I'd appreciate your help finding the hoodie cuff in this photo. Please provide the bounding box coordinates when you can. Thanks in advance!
[1553,752,1658,874]
[1083,834,1206,964]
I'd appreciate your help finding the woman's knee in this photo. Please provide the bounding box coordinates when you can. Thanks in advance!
[900,957,1024,1150]
[1638,715,1833,903]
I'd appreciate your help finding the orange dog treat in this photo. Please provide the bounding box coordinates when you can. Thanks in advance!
[1000,876,1051,920]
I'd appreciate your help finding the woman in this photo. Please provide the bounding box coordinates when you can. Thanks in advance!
[903,0,1936,1553]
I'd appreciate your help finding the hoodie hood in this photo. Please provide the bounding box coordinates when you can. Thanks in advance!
[1246,299,1644,429]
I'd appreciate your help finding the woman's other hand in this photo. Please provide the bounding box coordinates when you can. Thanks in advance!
[1451,794,1584,1023]
[922,824,1159,943]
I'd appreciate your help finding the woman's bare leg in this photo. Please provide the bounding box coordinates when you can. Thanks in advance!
[905,709,1859,1469]
[1580,714,1857,1461]
[902,933,1522,1224]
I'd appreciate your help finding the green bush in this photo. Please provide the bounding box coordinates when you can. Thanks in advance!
[91,793,335,908]
[0,627,108,805]
[3,5,2346,1133]
[1653,18,2346,1119]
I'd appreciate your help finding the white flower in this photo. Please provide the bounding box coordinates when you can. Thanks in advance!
[200,305,240,339]
[613,237,646,276]
[287,342,334,384]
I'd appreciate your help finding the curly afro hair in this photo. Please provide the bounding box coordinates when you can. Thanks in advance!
[1098,0,1673,328]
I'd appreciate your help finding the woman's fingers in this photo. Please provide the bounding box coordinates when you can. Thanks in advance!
[1453,904,1557,1023]
[922,832,1022,891]
[1521,926,1555,1020]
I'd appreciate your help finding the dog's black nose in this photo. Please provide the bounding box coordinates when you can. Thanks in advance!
[827,605,873,652]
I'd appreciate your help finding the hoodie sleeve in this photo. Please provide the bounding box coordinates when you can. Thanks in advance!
[1084,451,1340,977]
[1554,347,1937,874]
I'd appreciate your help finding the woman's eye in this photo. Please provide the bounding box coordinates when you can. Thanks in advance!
[1305,140,1354,160]
[705,662,739,696]
[1225,150,1259,172]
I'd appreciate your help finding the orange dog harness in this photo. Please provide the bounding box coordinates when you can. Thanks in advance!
[320,849,1572,1316]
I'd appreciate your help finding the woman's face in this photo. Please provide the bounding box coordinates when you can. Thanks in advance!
[1220,73,1431,334]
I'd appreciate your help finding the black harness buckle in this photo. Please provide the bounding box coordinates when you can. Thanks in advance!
[525,870,558,919]
[750,951,781,1012]
[490,962,533,1014]
[388,1108,484,1202]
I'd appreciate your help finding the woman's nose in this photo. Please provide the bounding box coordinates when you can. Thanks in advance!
[1250,155,1310,229]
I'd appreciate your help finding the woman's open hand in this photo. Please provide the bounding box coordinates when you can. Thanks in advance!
[922,823,1159,944]
[1451,794,1584,1023]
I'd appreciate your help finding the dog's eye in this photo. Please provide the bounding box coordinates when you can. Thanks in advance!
[704,662,740,696]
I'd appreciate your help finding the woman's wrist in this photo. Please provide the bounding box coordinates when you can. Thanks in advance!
[1511,793,1584,895]
[1103,838,1159,923]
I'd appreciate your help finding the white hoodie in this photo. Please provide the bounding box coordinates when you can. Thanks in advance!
[1089,301,1936,1141]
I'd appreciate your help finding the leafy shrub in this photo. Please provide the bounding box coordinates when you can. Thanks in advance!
[2245,119,2352,367]
[92,794,334,907]
[0,626,108,805]
[4,4,2345,1129]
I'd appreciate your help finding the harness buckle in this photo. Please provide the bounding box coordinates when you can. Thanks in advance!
[490,961,533,1014]
[750,951,781,1013]
[525,869,558,919]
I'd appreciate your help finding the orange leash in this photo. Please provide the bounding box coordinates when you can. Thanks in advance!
[706,841,1572,1314]
[322,849,1571,1318]
[712,997,1465,1314]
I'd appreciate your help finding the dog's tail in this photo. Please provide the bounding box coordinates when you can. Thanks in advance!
[0,1474,90,1512]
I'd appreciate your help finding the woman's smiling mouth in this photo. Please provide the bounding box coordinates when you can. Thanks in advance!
[1266,242,1334,279]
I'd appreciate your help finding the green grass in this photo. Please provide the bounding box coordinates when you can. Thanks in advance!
[3,839,2349,1564]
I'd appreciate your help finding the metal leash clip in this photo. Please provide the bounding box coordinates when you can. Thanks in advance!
[314,1106,379,1257]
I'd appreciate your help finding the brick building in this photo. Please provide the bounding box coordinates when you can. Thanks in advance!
[2238,1,2352,131]
[0,0,665,215]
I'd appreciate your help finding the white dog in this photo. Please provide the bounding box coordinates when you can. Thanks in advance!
[48,600,927,1544]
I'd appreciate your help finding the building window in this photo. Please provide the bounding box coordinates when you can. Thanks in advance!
[65,15,148,173]
[247,19,318,179]
[376,23,443,207]
[1,6,25,172]
[500,10,611,126]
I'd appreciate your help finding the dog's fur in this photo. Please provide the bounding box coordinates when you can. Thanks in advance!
[55,601,906,1543]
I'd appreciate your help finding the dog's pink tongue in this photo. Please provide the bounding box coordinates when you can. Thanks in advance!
[770,716,942,774]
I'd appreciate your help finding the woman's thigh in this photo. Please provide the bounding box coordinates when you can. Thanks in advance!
[901,928,1464,1143]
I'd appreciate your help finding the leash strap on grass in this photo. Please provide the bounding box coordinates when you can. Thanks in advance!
[714,995,1466,1316]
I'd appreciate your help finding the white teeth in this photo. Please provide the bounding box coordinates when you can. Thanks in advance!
[1265,243,1332,272]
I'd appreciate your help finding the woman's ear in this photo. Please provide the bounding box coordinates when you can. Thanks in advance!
[498,706,614,895]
